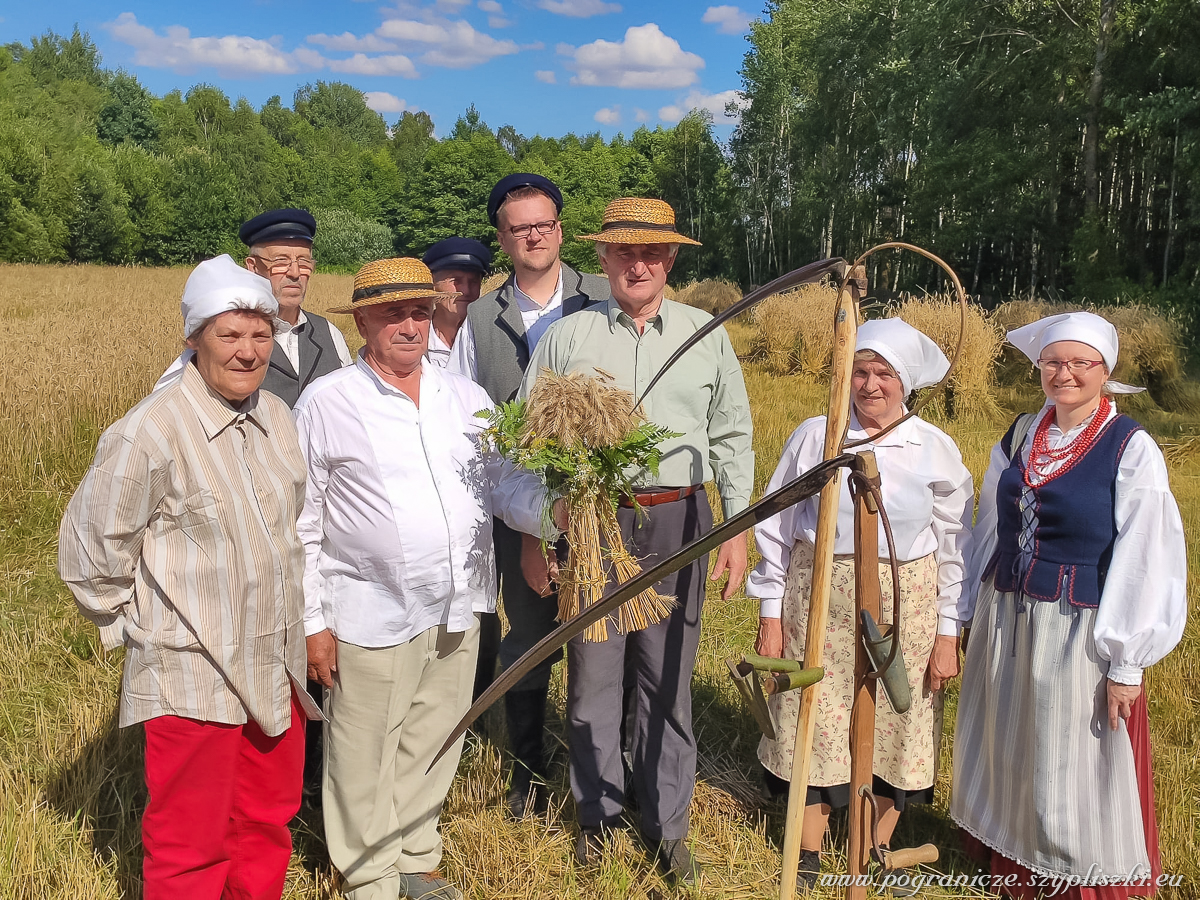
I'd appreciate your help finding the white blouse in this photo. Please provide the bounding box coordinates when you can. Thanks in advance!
[748,411,974,636]
[969,402,1187,685]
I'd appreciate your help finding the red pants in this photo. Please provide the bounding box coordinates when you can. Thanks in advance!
[141,693,305,900]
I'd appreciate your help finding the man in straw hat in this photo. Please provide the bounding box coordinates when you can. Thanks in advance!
[460,173,611,820]
[518,198,753,884]
[58,255,321,898]
[295,258,548,900]
[155,208,353,404]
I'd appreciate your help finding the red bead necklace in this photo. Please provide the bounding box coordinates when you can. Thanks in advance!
[1024,396,1112,487]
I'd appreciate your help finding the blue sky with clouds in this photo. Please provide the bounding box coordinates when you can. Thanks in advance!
[1,1,760,138]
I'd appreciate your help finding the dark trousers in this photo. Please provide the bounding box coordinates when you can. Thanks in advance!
[567,489,712,841]
[494,518,563,693]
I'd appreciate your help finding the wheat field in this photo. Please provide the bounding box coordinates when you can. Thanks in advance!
[0,264,1195,899]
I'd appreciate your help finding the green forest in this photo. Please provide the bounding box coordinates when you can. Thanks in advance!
[2,0,1198,327]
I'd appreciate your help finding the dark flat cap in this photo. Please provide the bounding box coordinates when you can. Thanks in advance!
[239,208,317,247]
[422,237,494,275]
[487,173,563,227]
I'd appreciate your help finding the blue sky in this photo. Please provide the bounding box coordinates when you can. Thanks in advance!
[1,1,761,139]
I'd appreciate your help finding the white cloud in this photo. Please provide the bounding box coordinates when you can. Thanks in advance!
[702,5,752,35]
[307,32,399,52]
[594,105,621,125]
[376,17,519,67]
[329,53,419,77]
[364,91,409,113]
[477,0,502,10]
[488,15,513,27]
[537,0,621,16]
[106,13,312,76]
[634,108,651,123]
[658,88,743,123]
[535,69,557,84]
[563,23,703,89]
[377,19,449,43]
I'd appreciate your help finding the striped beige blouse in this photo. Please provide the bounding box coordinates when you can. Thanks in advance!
[58,363,316,736]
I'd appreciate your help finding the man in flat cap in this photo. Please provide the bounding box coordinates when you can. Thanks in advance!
[59,255,321,898]
[421,237,492,374]
[457,173,611,819]
[156,208,353,405]
[296,258,546,900]
[518,198,753,885]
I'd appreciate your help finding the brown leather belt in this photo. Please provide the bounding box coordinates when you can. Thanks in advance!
[618,485,701,508]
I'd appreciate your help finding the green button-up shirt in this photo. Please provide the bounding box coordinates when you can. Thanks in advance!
[520,296,754,518]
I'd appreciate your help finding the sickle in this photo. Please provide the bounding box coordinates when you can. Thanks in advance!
[430,453,855,769]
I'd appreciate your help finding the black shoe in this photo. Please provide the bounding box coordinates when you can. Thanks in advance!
[505,768,548,819]
[575,827,606,866]
[656,838,700,886]
[798,849,821,892]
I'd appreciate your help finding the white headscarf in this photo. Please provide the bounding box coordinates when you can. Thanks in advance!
[1006,311,1145,394]
[856,318,950,395]
[181,254,277,339]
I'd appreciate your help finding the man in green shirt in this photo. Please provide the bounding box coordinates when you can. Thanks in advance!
[519,198,753,885]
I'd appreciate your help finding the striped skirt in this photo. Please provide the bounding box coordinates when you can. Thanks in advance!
[951,577,1160,890]
[757,541,941,791]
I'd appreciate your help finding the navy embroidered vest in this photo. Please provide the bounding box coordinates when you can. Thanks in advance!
[992,412,1143,608]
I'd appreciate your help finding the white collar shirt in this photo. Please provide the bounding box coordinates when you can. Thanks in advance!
[514,267,564,353]
[293,355,544,648]
[748,410,974,634]
[426,325,452,369]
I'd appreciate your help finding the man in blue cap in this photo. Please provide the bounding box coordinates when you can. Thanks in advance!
[421,237,492,373]
[155,209,353,406]
[460,174,610,820]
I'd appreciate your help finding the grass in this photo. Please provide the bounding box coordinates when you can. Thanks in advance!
[1,265,1197,898]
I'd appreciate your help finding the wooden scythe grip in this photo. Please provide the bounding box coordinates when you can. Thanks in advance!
[883,844,940,870]
[779,266,865,900]
[848,451,882,898]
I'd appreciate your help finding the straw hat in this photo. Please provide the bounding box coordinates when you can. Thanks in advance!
[327,257,459,314]
[577,198,702,246]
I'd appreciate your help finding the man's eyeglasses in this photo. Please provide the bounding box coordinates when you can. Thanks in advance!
[507,220,559,240]
[253,255,316,275]
[1036,358,1105,374]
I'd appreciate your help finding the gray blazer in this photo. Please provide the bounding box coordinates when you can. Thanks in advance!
[467,264,610,403]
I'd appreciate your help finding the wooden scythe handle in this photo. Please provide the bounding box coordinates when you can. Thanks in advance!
[779,266,864,900]
[848,451,883,896]
[883,844,940,870]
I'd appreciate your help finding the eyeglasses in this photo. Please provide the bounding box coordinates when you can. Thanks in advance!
[1036,358,1105,374]
[507,220,559,240]
[252,255,316,275]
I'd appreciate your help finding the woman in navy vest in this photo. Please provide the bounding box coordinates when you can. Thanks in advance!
[952,312,1186,899]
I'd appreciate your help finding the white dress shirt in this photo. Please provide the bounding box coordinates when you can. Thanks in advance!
[515,269,564,353]
[293,356,544,648]
[968,402,1186,684]
[153,312,352,391]
[426,326,453,369]
[747,411,974,635]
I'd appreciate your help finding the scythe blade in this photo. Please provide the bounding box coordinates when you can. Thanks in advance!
[430,453,855,769]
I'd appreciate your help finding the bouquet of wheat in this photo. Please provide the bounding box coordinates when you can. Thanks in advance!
[479,369,679,642]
